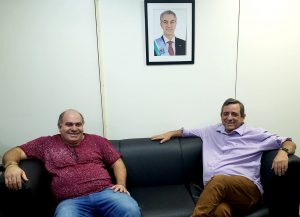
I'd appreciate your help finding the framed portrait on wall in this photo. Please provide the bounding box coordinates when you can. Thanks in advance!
[144,0,195,65]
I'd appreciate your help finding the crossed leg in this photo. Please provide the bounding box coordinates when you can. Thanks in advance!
[191,175,261,217]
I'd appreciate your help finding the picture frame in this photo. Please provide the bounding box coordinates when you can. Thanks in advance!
[144,0,195,65]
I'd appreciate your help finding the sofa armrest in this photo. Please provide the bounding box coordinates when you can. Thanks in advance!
[0,159,49,190]
[19,159,50,192]
[261,150,300,188]
[0,159,54,217]
[260,149,300,217]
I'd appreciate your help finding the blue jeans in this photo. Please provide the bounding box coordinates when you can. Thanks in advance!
[54,188,141,217]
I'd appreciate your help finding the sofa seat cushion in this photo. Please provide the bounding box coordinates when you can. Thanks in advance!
[130,184,195,217]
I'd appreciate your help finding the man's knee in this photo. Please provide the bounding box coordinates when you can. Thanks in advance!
[54,200,79,217]
[214,202,232,217]
[122,203,141,216]
[118,197,141,217]
[110,193,141,217]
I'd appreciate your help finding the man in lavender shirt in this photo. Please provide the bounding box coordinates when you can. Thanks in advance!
[152,98,296,217]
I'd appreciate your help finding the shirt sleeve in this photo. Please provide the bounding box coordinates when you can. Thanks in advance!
[19,136,49,161]
[97,137,122,167]
[182,127,204,138]
[258,128,292,150]
[246,126,292,151]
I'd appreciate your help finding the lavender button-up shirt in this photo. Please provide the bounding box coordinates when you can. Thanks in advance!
[182,123,290,194]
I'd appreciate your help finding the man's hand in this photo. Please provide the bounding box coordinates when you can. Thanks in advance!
[4,165,28,191]
[272,150,289,176]
[151,133,172,143]
[151,130,182,143]
[111,184,130,195]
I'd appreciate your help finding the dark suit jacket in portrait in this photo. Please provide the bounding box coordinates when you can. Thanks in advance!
[154,36,186,56]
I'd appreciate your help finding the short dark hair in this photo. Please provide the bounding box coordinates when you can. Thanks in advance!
[160,10,177,22]
[221,98,245,118]
[57,109,85,128]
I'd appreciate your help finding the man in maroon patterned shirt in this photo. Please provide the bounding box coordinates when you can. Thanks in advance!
[2,109,141,217]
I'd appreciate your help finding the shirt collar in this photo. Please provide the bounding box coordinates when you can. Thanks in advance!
[216,123,246,135]
[163,35,175,44]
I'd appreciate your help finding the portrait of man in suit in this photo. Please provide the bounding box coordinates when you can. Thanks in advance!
[154,10,186,56]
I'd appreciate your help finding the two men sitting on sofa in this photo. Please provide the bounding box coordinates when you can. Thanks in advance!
[2,109,141,217]
[2,98,297,217]
[152,98,296,217]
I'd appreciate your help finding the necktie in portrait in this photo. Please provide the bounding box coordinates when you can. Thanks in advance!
[167,41,174,56]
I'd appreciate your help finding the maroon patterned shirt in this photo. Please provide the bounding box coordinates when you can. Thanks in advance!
[20,134,121,200]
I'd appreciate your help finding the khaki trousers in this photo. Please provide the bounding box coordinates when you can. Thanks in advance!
[191,175,261,217]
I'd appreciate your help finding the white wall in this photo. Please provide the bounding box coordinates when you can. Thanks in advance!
[1,0,299,157]
[237,0,300,155]
[98,0,300,156]
[98,0,238,139]
[0,0,103,155]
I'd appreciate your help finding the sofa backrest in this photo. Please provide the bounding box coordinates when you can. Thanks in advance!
[110,137,203,189]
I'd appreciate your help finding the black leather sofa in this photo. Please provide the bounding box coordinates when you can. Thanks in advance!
[0,137,299,217]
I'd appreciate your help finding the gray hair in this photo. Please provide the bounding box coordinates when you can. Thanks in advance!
[160,10,177,22]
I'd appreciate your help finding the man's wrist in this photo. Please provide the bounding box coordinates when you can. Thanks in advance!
[115,183,126,188]
[4,161,19,169]
[179,128,184,136]
[279,147,289,155]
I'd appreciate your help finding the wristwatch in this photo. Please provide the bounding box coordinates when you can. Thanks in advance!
[279,147,289,155]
